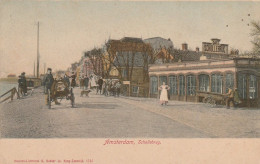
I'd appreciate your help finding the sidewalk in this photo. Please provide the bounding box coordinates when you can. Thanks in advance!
[117,94,260,138]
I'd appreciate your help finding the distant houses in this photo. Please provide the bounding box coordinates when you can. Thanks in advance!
[7,74,16,78]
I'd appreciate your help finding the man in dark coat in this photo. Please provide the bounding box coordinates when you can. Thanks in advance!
[84,75,89,90]
[70,72,76,88]
[63,74,70,87]
[97,77,103,94]
[18,75,25,96]
[43,68,60,105]
[21,72,27,95]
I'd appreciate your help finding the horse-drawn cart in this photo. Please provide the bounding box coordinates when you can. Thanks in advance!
[196,91,226,107]
[47,79,75,109]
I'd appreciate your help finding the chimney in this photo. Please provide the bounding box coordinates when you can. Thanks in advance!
[196,47,199,52]
[182,43,188,51]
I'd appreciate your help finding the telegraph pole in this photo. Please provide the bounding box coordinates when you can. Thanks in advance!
[37,22,40,78]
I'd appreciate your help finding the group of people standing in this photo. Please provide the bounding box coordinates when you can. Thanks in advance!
[79,75,122,97]
[91,77,121,97]
[102,79,121,97]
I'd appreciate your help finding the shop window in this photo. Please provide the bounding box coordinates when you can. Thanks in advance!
[249,75,257,99]
[150,76,158,94]
[238,74,247,99]
[187,75,196,95]
[159,76,167,85]
[199,74,209,92]
[211,74,223,93]
[169,75,177,95]
[179,75,185,96]
[225,73,234,93]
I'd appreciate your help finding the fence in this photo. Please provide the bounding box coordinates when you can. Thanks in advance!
[0,87,20,103]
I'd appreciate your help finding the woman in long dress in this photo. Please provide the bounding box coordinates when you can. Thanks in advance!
[159,82,170,106]
[90,75,97,89]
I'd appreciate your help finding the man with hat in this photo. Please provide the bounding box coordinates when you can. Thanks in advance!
[225,86,234,109]
[43,68,60,106]
[18,75,24,96]
[21,72,27,96]
[70,72,76,88]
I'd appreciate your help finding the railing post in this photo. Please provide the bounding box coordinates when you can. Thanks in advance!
[11,88,14,101]
[16,88,20,99]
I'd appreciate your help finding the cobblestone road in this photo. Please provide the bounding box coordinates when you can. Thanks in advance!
[0,87,259,138]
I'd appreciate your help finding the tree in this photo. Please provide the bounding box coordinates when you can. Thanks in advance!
[250,21,260,55]
[88,48,103,77]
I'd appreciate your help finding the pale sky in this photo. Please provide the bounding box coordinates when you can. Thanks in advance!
[1,1,260,77]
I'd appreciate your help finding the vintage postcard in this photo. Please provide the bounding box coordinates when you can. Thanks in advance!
[0,0,260,163]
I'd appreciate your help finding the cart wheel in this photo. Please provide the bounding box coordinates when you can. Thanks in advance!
[48,89,51,109]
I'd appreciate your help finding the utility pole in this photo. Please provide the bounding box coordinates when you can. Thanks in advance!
[37,21,40,78]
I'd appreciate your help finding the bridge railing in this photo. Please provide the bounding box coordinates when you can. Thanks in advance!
[0,87,20,103]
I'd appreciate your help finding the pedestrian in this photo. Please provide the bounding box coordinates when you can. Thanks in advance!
[115,80,121,97]
[21,72,27,96]
[97,77,103,94]
[18,75,24,96]
[84,75,89,90]
[104,80,109,96]
[70,72,76,88]
[80,77,84,89]
[111,81,116,96]
[90,75,97,89]
[63,73,70,87]
[225,87,234,109]
[43,68,60,106]
[233,88,241,108]
[158,82,170,106]
[102,80,106,95]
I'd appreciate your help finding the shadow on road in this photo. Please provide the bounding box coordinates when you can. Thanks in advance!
[76,102,119,109]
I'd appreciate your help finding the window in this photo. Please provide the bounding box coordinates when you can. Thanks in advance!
[225,73,234,93]
[132,86,139,94]
[150,76,158,94]
[211,74,223,93]
[169,75,177,95]
[249,75,257,99]
[199,74,209,92]
[122,69,128,78]
[179,75,185,96]
[238,74,247,99]
[187,75,196,95]
[159,76,167,85]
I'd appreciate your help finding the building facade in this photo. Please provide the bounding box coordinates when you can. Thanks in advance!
[149,58,260,108]
[148,38,259,108]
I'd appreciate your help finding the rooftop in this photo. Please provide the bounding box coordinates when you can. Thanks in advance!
[120,37,143,43]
